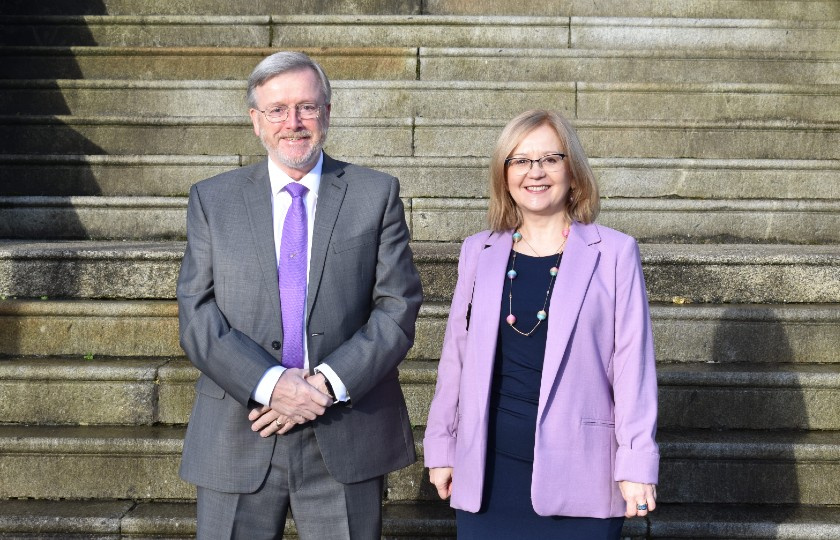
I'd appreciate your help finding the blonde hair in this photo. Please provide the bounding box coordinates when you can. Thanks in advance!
[487,110,600,231]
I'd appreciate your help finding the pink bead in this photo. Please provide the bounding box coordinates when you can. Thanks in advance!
[506,314,516,325]
[562,228,570,238]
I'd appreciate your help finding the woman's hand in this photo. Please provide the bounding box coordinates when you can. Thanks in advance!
[618,481,657,518]
[429,467,454,500]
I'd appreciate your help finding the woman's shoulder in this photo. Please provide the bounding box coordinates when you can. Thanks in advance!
[575,222,639,256]
[462,229,500,248]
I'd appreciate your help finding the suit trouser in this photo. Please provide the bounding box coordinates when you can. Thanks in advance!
[196,424,384,540]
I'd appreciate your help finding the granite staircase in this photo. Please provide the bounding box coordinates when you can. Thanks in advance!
[1,0,839,538]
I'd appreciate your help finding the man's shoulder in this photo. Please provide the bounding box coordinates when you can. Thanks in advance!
[325,156,396,185]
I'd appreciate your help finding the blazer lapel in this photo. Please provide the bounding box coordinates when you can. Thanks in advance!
[307,155,347,322]
[242,160,282,327]
[467,230,511,420]
[537,221,601,424]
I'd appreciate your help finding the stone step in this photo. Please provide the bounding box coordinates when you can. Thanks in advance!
[4,46,839,85]
[0,424,837,505]
[2,155,838,200]
[3,16,838,51]
[392,428,840,505]
[0,46,419,81]
[2,300,837,364]
[1,241,839,303]
[0,0,423,16]
[4,80,838,124]
[420,47,840,84]
[0,499,458,539]
[425,0,840,20]
[272,16,840,52]
[411,118,840,160]
[3,500,840,540]
[3,357,838,430]
[2,116,838,160]
[3,195,840,244]
[2,0,837,20]
[412,198,840,244]
[400,361,840,430]
[0,15,272,47]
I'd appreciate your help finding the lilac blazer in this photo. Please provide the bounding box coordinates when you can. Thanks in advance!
[424,221,659,518]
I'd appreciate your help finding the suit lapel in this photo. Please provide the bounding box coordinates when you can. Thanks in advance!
[307,155,347,322]
[242,161,283,327]
[538,222,601,424]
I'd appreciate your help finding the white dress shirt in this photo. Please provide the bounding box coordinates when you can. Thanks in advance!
[252,154,349,406]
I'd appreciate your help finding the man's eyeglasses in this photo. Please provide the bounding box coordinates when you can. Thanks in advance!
[504,153,567,176]
[256,103,323,123]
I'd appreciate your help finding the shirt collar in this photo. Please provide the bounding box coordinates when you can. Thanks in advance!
[267,153,323,198]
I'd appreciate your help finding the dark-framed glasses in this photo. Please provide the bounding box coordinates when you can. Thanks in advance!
[504,153,567,175]
[256,103,323,123]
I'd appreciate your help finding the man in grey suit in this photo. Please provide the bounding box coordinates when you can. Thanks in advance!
[177,51,423,539]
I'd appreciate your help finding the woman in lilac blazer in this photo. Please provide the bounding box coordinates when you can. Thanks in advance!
[424,110,659,538]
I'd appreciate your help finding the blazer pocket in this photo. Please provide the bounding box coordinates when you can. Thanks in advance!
[332,230,378,254]
[581,417,615,429]
[195,375,226,399]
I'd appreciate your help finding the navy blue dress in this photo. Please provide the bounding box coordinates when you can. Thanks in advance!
[456,251,624,539]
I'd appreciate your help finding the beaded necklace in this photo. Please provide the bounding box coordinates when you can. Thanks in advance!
[505,227,570,337]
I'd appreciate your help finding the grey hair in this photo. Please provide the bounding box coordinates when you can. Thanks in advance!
[246,51,332,109]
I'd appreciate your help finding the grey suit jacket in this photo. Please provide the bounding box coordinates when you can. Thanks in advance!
[177,154,422,492]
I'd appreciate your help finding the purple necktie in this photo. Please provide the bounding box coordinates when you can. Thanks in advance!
[279,182,308,369]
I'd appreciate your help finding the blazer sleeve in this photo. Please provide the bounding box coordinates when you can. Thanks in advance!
[315,176,423,403]
[176,184,279,406]
[423,236,477,468]
[612,236,660,484]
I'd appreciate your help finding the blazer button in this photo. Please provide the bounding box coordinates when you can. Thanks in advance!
[271,341,281,350]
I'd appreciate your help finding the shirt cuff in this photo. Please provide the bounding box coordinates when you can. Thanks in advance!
[252,365,286,406]
[313,364,349,403]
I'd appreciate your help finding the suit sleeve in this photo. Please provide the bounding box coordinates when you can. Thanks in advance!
[423,237,475,468]
[177,184,279,406]
[316,177,423,402]
[612,236,660,484]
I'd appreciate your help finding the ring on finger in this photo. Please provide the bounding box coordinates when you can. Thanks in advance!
[636,503,648,511]
[275,418,285,427]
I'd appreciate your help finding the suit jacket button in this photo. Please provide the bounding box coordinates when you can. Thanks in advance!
[271,341,281,350]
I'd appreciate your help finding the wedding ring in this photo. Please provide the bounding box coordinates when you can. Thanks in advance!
[636,503,648,511]
[275,418,285,427]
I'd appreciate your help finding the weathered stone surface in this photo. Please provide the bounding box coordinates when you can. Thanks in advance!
[0,241,182,299]
[413,241,840,304]
[0,196,187,240]
[0,300,180,357]
[393,430,840,505]
[0,425,193,499]
[576,82,840,122]
[4,156,837,200]
[0,116,413,157]
[411,198,840,244]
[0,46,417,80]
[571,18,840,52]
[0,80,577,119]
[413,118,840,159]
[272,15,569,48]
[420,47,840,84]
[425,0,840,20]
[0,500,132,535]
[2,241,840,303]
[0,357,164,425]
[0,154,238,197]
[0,16,271,47]
[650,504,840,539]
[658,430,840,505]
